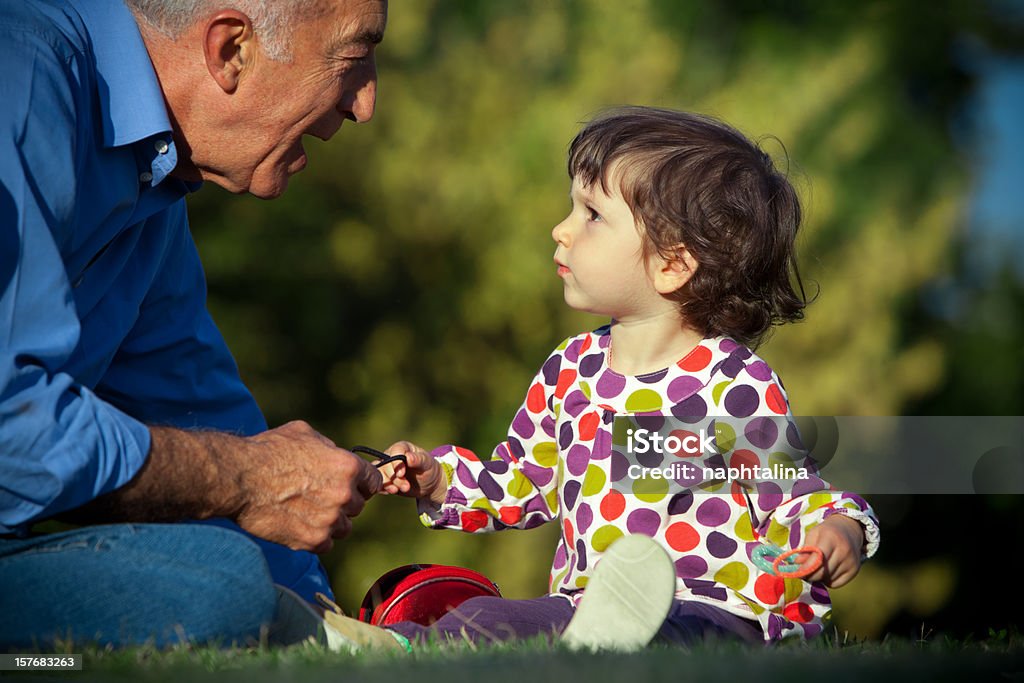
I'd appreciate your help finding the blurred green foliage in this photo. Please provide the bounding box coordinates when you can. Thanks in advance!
[186,1,1023,638]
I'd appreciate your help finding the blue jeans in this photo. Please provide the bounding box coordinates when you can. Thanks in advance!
[0,524,277,649]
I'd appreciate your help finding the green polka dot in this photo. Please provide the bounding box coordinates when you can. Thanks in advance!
[822,609,833,623]
[532,442,559,467]
[768,451,796,468]
[471,498,498,516]
[612,417,632,446]
[591,525,624,551]
[580,381,592,400]
[806,493,832,512]
[714,562,750,590]
[582,464,607,496]
[556,338,570,351]
[733,515,755,542]
[632,475,668,502]
[551,567,568,587]
[712,380,734,406]
[738,595,766,615]
[767,519,789,547]
[545,488,560,513]
[784,578,803,603]
[441,462,455,488]
[574,576,590,588]
[714,421,736,453]
[553,402,562,420]
[625,389,662,412]
[507,470,535,498]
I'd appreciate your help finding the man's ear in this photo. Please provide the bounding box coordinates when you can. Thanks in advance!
[203,11,255,93]
[652,245,699,294]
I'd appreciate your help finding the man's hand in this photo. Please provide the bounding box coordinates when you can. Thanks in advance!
[232,421,383,553]
[379,440,447,506]
[68,421,382,554]
[800,514,865,588]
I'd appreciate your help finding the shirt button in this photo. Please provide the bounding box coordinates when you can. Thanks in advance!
[154,139,169,154]
[139,171,153,184]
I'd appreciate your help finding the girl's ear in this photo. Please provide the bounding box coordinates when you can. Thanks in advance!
[652,245,699,294]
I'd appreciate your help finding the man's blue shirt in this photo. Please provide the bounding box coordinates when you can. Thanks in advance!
[0,0,330,600]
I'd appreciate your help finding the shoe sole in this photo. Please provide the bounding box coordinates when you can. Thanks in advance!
[561,534,676,652]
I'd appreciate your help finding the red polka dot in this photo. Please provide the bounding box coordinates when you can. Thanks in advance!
[766,384,788,415]
[665,522,699,552]
[460,510,489,533]
[578,412,600,441]
[580,334,593,355]
[526,382,546,413]
[600,490,626,521]
[784,602,814,623]
[730,449,760,471]
[679,345,712,372]
[754,574,785,605]
[669,430,701,457]
[563,518,575,546]
[555,369,577,399]
[499,506,522,525]
[731,482,748,507]
[454,446,479,461]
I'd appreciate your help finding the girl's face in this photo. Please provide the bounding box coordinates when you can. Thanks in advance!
[552,174,675,320]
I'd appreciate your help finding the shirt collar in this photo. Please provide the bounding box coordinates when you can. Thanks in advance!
[70,0,172,148]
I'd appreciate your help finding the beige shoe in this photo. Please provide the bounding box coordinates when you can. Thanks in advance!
[561,534,676,652]
[270,585,406,653]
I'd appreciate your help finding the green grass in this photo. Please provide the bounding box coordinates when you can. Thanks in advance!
[10,631,1024,683]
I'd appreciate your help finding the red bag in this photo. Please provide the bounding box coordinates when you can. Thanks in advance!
[358,564,502,627]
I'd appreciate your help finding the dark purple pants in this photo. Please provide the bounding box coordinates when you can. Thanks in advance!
[386,595,764,646]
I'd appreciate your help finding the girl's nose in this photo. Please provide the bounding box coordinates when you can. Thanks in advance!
[552,217,571,246]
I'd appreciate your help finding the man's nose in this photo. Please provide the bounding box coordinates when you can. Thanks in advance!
[341,60,378,123]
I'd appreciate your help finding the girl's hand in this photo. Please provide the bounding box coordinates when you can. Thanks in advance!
[801,514,865,588]
[379,440,447,506]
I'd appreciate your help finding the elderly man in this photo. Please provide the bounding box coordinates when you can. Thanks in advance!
[0,0,388,648]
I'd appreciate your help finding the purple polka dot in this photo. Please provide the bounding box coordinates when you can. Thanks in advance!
[789,522,802,549]
[524,516,546,530]
[477,470,503,501]
[766,614,784,640]
[610,449,629,482]
[787,501,802,517]
[671,394,707,422]
[576,539,588,571]
[809,584,830,603]
[564,338,583,363]
[456,461,476,489]
[553,542,567,569]
[507,437,525,459]
[512,408,536,439]
[598,332,611,348]
[801,623,823,639]
[579,353,604,378]
[724,385,759,417]
[745,416,778,450]
[668,492,694,515]
[705,531,738,558]
[525,494,549,517]
[566,444,591,476]
[563,480,581,511]
[690,584,728,601]
[695,497,731,526]
[447,489,468,506]
[626,508,662,536]
[733,346,752,361]
[756,482,783,511]
[564,390,590,418]
[637,368,668,384]
[522,461,554,487]
[484,458,509,475]
[576,503,594,534]
[591,428,612,460]
[596,370,626,398]
[719,339,739,354]
[674,555,709,578]
[719,356,745,378]
[791,476,825,498]
[667,376,704,403]
[634,414,665,431]
[636,447,664,469]
[542,355,561,385]
[558,421,575,449]
[745,361,774,382]
[786,421,805,450]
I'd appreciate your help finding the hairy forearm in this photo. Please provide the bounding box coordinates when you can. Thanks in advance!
[66,426,249,525]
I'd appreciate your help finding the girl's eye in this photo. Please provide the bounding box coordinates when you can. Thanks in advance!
[587,207,602,222]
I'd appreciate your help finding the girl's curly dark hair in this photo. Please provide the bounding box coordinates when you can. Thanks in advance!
[567,106,809,348]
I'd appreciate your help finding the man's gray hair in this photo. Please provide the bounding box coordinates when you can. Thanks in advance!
[125,0,323,61]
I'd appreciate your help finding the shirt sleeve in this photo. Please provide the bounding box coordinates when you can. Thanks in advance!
[417,343,567,533]
[0,30,151,534]
[728,368,881,559]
